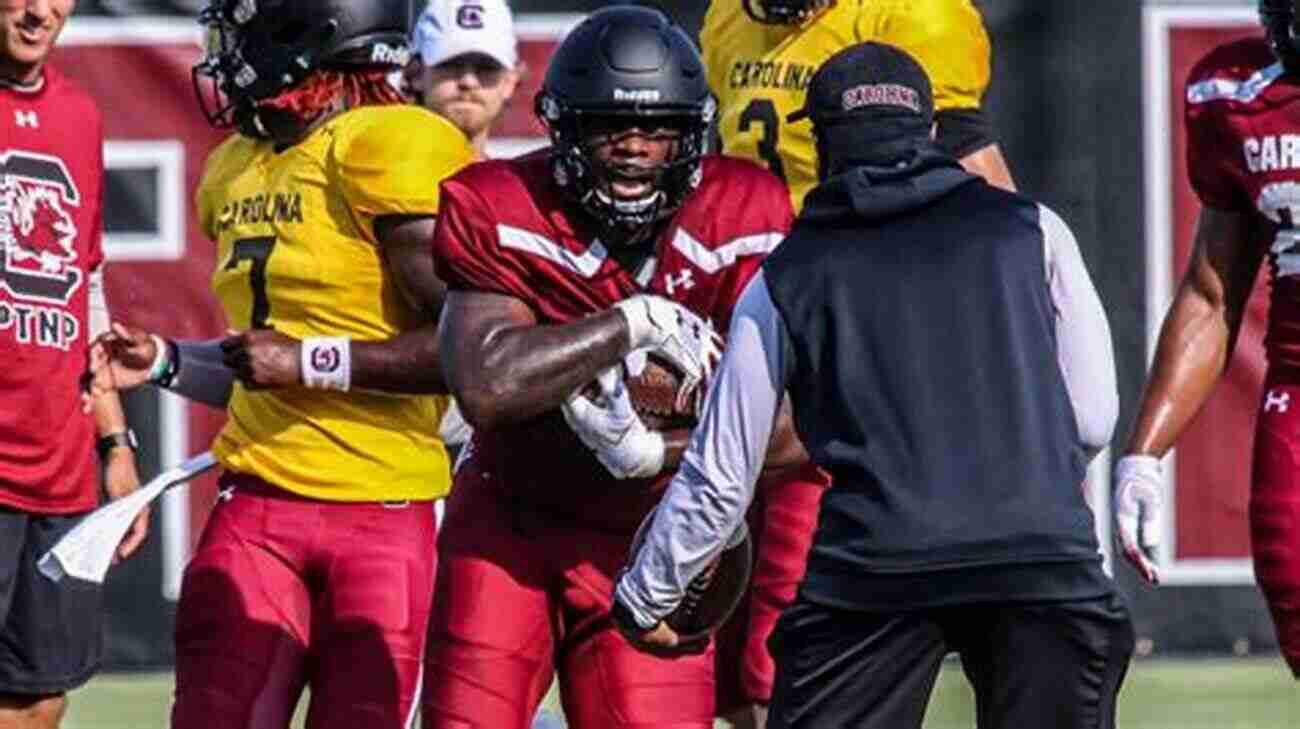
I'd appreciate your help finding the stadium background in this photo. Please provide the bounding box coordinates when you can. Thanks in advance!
[48,0,1287,692]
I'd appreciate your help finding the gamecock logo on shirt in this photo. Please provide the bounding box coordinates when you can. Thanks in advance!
[311,346,342,373]
[0,149,83,306]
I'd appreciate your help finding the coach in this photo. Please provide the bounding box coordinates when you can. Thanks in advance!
[613,42,1135,729]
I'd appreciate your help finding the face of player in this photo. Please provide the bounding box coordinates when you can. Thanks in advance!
[581,118,684,209]
[0,0,74,84]
[409,52,519,149]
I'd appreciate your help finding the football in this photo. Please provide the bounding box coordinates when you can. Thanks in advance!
[585,356,700,430]
[628,507,753,643]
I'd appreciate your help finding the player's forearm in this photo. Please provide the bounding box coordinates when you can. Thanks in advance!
[89,388,129,437]
[762,397,809,474]
[163,339,235,409]
[456,310,630,428]
[349,324,447,395]
[958,144,1016,192]
[1127,285,1233,457]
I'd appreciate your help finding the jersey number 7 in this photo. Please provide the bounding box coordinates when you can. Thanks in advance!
[224,236,277,329]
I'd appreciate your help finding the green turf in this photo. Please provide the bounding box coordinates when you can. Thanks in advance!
[63,657,1300,729]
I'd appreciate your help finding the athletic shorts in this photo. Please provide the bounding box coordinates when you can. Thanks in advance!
[1251,374,1300,676]
[0,508,103,695]
[768,592,1134,729]
[171,471,436,729]
[422,464,716,729]
[715,464,827,713]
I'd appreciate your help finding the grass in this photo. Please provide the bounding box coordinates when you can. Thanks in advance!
[64,657,1300,729]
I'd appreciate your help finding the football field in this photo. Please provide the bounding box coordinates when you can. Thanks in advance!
[63,657,1300,729]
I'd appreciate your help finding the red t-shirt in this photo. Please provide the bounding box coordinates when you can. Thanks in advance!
[1185,37,1300,371]
[434,152,792,530]
[0,65,105,513]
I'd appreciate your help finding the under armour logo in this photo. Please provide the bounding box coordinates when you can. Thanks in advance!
[1265,388,1291,414]
[664,269,695,295]
[14,110,37,128]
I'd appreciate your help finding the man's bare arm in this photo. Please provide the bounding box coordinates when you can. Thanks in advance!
[439,289,632,429]
[1127,207,1265,456]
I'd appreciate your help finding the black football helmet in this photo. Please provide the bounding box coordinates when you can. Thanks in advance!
[742,0,833,25]
[1262,0,1300,71]
[535,6,716,238]
[192,0,413,130]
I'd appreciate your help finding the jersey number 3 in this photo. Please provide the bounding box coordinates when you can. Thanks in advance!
[225,236,277,329]
[738,99,786,182]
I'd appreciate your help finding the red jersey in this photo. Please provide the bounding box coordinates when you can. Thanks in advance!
[434,152,793,530]
[1185,38,1300,370]
[0,66,105,513]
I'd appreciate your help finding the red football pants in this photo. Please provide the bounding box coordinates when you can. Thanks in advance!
[1252,377,1300,677]
[422,465,716,729]
[171,472,436,729]
[715,464,827,713]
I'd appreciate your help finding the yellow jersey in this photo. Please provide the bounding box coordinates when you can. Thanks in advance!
[703,0,991,211]
[197,105,475,502]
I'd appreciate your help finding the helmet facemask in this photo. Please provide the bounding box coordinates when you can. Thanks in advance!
[742,0,833,25]
[539,95,714,243]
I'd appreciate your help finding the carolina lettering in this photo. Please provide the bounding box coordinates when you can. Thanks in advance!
[217,192,305,232]
[728,60,815,91]
[1245,135,1300,173]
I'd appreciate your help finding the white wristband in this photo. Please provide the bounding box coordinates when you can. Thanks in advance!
[614,297,653,350]
[300,337,352,391]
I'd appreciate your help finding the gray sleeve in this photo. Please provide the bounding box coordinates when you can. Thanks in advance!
[614,271,792,628]
[1040,204,1118,453]
[165,339,235,409]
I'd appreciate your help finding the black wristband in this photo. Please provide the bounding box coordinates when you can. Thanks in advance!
[97,429,138,460]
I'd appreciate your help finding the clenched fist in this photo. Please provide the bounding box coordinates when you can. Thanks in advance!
[221,330,301,389]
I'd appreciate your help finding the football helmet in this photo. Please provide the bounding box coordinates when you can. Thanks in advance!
[1262,0,1300,71]
[742,0,833,25]
[535,6,715,239]
[192,0,412,130]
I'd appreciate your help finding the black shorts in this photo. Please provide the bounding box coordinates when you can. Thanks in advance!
[0,508,103,695]
[768,592,1135,729]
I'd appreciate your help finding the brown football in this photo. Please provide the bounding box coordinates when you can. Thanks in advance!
[628,507,753,643]
[584,356,699,431]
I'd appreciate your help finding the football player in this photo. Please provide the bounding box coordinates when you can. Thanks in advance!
[1114,0,1300,678]
[701,2,1014,725]
[424,7,808,729]
[85,0,475,725]
[703,0,1015,213]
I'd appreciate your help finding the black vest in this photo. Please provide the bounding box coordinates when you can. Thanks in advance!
[766,154,1109,608]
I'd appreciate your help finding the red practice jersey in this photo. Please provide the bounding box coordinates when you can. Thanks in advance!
[1186,37,1300,370]
[0,67,105,513]
[434,152,793,531]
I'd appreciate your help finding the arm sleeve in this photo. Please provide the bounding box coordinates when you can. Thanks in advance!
[614,271,794,627]
[431,178,535,302]
[166,338,235,409]
[335,107,476,242]
[934,107,996,159]
[1184,86,1249,211]
[1040,205,1118,453]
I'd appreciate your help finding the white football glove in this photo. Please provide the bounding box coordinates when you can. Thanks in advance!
[1114,454,1163,584]
[563,366,666,480]
[614,295,723,412]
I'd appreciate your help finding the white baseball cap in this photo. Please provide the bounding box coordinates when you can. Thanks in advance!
[412,0,519,70]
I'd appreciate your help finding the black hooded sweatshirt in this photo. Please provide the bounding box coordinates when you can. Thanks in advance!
[764,144,1112,609]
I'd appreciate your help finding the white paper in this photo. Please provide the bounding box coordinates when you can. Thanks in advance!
[38,452,218,584]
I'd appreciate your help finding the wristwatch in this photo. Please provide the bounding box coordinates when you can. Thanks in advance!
[97,429,139,460]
